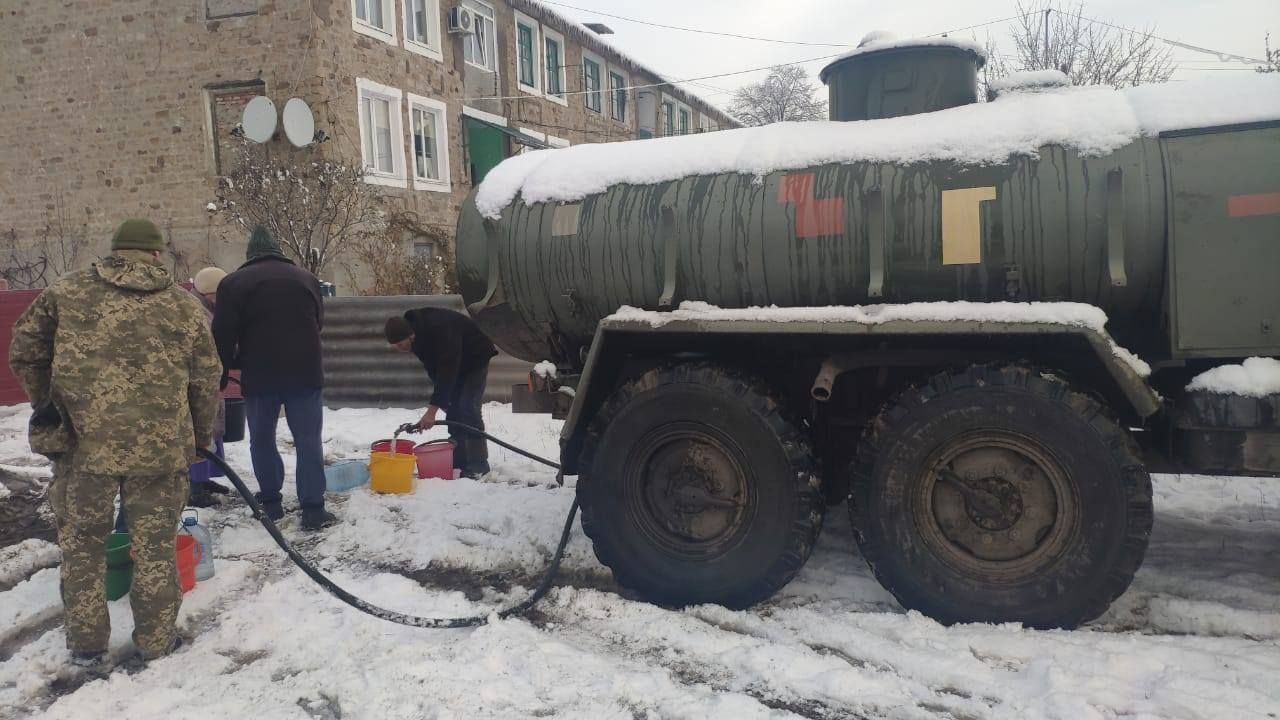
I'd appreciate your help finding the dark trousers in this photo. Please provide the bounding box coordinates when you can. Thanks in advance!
[245,388,326,508]
[448,362,490,475]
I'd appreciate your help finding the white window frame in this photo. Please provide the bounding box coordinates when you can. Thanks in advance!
[581,49,605,114]
[608,68,629,124]
[402,0,442,61]
[542,27,568,106]
[407,93,451,193]
[513,10,541,96]
[462,0,498,73]
[698,114,714,133]
[351,0,397,46]
[660,96,675,137]
[677,102,693,136]
[356,78,406,188]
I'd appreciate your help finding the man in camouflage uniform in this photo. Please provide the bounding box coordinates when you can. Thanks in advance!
[8,219,222,665]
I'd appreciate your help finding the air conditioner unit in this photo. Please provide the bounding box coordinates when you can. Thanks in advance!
[448,6,475,34]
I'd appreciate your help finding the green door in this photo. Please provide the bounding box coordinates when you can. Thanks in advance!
[1165,123,1280,356]
[466,118,507,185]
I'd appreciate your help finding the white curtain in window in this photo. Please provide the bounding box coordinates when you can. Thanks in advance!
[413,108,439,180]
[373,98,393,173]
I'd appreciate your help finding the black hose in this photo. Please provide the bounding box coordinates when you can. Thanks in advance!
[197,420,577,629]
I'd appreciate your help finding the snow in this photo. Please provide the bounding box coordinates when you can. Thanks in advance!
[475,74,1280,219]
[1186,357,1280,397]
[608,301,1152,377]
[1,404,1279,718]
[825,34,988,67]
[204,202,217,212]
[533,361,557,379]
[990,69,1070,93]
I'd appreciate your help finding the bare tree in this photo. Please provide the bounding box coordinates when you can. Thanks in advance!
[0,196,91,289]
[729,65,828,126]
[995,1,1176,88]
[1258,33,1279,73]
[213,140,386,276]
[344,212,456,296]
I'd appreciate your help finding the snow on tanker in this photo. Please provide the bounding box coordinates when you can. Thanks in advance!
[456,35,1280,628]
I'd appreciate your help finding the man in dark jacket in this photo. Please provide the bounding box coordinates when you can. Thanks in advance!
[385,307,498,478]
[213,227,334,530]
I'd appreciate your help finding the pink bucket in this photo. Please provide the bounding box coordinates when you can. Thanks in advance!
[414,440,455,480]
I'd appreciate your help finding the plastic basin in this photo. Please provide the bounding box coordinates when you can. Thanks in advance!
[325,459,370,492]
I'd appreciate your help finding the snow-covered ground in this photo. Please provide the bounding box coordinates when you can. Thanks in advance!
[0,403,1277,720]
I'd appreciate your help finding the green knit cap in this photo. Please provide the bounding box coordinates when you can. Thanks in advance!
[246,225,283,260]
[110,219,165,252]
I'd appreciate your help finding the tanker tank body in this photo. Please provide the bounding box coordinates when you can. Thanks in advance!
[456,34,1280,630]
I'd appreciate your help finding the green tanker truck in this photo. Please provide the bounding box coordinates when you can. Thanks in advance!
[456,36,1280,629]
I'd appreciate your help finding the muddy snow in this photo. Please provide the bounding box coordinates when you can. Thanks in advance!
[0,404,1277,719]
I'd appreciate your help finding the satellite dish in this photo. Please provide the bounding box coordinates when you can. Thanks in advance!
[241,96,277,143]
[282,98,316,148]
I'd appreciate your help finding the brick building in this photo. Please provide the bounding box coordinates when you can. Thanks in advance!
[0,0,737,292]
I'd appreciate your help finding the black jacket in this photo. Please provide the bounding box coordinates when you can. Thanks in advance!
[212,255,324,396]
[405,307,497,409]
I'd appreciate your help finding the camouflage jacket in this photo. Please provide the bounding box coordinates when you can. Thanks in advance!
[8,251,223,475]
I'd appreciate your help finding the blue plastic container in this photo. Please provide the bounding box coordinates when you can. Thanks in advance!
[325,459,370,492]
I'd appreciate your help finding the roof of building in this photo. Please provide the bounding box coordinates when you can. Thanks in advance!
[511,0,741,127]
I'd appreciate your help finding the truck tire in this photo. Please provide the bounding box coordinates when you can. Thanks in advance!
[579,363,823,609]
[851,365,1152,629]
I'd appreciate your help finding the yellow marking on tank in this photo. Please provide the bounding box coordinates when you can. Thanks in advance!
[942,187,997,265]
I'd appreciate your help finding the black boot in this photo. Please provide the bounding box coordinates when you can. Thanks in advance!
[254,493,284,521]
[301,506,338,531]
[188,484,220,508]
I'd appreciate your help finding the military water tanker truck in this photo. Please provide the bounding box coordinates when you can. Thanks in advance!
[456,35,1280,629]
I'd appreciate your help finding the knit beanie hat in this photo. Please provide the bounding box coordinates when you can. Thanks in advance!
[193,267,227,294]
[246,225,283,260]
[384,316,413,344]
[111,219,165,253]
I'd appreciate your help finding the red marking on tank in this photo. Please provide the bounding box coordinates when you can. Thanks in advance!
[1228,192,1280,218]
[778,173,845,238]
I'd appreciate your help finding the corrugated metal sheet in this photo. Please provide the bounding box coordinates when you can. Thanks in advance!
[321,295,532,409]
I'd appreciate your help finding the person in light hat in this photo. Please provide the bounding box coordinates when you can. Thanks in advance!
[186,266,230,507]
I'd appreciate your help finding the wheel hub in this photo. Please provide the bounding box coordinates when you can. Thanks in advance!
[920,433,1073,572]
[635,432,748,550]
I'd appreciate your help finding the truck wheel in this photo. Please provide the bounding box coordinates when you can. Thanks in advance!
[851,365,1152,629]
[579,364,823,609]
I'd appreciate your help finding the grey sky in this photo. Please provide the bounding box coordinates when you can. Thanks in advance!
[546,0,1280,112]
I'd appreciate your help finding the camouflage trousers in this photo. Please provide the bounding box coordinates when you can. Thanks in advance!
[47,461,188,658]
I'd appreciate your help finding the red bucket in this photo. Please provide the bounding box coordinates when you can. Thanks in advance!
[175,535,200,593]
[414,440,455,480]
[372,439,416,455]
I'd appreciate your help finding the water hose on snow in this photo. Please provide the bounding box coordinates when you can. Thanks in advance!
[198,421,578,629]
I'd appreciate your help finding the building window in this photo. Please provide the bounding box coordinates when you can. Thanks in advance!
[403,0,441,61]
[413,241,436,260]
[544,28,566,104]
[408,93,450,193]
[515,12,540,94]
[206,0,257,20]
[582,52,603,113]
[698,114,714,133]
[356,78,406,188]
[679,108,691,135]
[352,0,396,44]
[205,81,266,175]
[662,100,674,136]
[462,0,497,72]
[609,70,627,122]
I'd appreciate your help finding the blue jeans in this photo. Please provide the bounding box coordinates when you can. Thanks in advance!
[245,389,326,509]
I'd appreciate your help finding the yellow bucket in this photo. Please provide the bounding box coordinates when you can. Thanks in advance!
[368,451,416,494]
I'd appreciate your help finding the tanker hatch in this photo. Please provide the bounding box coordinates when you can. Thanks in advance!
[819,33,987,121]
